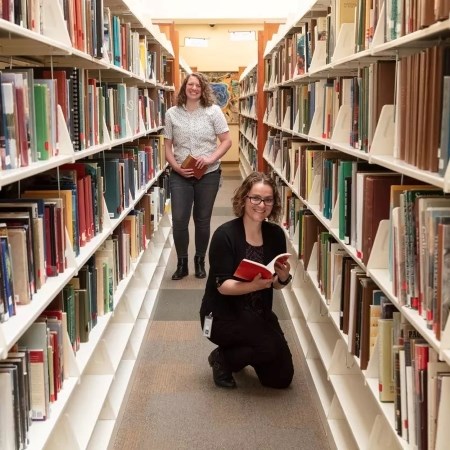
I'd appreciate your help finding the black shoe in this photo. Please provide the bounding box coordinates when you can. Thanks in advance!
[194,255,206,279]
[208,348,236,388]
[172,257,188,280]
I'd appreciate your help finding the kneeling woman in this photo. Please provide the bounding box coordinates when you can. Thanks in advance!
[200,172,294,389]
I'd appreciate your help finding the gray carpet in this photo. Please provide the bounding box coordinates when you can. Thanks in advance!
[112,164,330,450]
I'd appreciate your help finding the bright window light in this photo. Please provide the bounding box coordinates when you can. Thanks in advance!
[185,37,208,47]
[229,31,255,41]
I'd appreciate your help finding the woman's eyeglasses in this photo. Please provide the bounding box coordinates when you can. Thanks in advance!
[246,196,274,206]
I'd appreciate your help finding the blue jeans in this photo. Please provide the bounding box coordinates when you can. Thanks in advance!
[169,168,221,259]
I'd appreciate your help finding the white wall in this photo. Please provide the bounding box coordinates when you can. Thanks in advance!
[146,0,299,22]
[176,24,261,71]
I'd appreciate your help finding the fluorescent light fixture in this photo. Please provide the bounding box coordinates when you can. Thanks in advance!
[229,31,255,41]
[185,37,208,47]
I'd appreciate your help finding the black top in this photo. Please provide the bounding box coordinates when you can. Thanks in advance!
[200,217,287,320]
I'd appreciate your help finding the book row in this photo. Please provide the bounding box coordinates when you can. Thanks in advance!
[0,184,167,449]
[0,152,167,322]
[265,0,450,85]
[265,45,450,176]
[271,151,450,342]
[0,68,172,169]
[271,169,450,450]
[1,0,173,84]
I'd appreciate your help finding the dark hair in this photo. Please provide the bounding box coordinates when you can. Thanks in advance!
[232,172,281,223]
[176,72,216,107]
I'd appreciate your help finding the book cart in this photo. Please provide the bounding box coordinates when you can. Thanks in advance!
[239,1,450,449]
[0,0,183,448]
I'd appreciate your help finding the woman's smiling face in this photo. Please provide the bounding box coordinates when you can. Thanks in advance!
[244,182,274,222]
[185,75,202,101]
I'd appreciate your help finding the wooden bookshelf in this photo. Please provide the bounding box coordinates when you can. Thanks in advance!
[239,1,450,448]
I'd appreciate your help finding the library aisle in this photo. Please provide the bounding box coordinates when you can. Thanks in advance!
[111,164,330,449]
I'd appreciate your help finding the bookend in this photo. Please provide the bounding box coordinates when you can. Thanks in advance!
[99,396,116,420]
[305,339,320,359]
[328,340,358,375]
[306,242,318,273]
[366,219,390,271]
[307,296,329,323]
[369,105,395,158]
[46,414,80,450]
[42,0,72,47]
[308,174,322,204]
[0,328,7,359]
[371,3,386,49]
[330,194,340,229]
[98,115,111,146]
[331,104,352,146]
[113,294,140,323]
[273,146,282,171]
[332,23,356,62]
[263,138,270,160]
[309,104,324,141]
[125,109,133,138]
[85,340,115,375]
[65,229,77,269]
[367,414,400,450]
[364,335,379,378]
[328,395,347,423]
[102,196,114,230]
[139,114,147,135]
[57,105,77,157]
[64,328,81,378]
[440,317,450,358]
[444,157,450,193]
[138,289,158,322]
[292,218,300,255]
[292,263,315,307]
[268,103,277,126]
[435,377,450,449]
[282,106,291,130]
[329,274,342,313]
[309,40,327,73]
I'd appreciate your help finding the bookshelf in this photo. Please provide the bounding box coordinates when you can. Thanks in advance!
[240,0,450,449]
[238,61,258,177]
[0,0,179,448]
[238,23,280,178]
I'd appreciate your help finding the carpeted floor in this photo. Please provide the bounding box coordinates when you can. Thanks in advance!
[111,164,331,450]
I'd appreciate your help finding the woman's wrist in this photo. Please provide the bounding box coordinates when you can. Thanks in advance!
[277,274,292,286]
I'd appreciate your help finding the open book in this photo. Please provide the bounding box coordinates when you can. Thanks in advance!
[233,253,291,281]
[181,154,207,179]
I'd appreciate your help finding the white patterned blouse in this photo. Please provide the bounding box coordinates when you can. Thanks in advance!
[163,104,229,174]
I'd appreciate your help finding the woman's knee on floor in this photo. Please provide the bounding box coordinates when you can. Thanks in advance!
[260,365,294,389]
[256,350,294,389]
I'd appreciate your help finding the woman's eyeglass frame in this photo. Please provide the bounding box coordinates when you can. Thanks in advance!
[246,195,274,206]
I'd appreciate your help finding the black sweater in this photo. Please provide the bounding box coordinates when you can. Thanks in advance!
[200,217,287,320]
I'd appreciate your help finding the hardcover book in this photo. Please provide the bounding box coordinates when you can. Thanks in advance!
[233,253,291,281]
[181,154,207,179]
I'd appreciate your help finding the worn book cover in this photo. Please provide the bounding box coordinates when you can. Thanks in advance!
[181,154,207,179]
[234,253,291,281]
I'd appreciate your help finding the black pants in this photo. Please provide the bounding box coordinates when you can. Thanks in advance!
[204,309,294,389]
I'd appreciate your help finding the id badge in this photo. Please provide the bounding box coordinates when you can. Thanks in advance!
[203,313,213,337]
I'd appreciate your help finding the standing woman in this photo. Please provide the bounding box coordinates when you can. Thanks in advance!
[200,172,294,389]
[164,73,232,280]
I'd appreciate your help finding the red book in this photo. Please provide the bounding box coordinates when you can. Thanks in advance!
[233,253,291,281]
[181,154,207,179]
[414,341,429,450]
